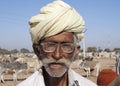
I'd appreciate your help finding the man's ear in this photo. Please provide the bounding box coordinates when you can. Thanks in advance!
[76,45,80,54]
[73,45,81,61]
[32,44,41,58]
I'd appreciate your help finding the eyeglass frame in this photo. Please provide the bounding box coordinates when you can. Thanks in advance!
[39,41,76,53]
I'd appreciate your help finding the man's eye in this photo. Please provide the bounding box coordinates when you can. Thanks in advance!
[62,43,71,47]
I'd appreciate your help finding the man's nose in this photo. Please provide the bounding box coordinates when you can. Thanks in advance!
[53,44,62,60]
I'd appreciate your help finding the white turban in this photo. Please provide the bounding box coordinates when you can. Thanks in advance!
[29,0,85,44]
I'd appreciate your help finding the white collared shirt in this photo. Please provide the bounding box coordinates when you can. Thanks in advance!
[17,68,97,86]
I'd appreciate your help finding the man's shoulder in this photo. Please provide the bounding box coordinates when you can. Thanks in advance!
[69,69,97,86]
[17,71,40,86]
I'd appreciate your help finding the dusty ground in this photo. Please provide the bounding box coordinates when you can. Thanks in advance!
[0,57,116,86]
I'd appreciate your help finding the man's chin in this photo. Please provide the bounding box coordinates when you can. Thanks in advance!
[45,65,68,77]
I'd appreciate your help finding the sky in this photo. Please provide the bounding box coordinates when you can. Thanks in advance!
[0,0,120,51]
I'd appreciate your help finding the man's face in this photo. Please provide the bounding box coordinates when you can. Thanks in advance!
[38,32,76,77]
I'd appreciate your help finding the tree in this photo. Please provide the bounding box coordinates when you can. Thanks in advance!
[104,48,111,52]
[98,47,103,52]
[113,48,120,53]
[10,49,19,54]
[87,47,97,52]
[20,48,30,53]
[0,48,10,54]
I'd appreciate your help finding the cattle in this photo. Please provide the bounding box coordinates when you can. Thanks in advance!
[79,60,100,77]
[0,61,27,83]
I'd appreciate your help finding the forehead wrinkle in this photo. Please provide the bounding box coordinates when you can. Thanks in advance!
[43,32,74,43]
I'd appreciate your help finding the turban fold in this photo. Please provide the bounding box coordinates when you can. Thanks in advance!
[29,0,85,44]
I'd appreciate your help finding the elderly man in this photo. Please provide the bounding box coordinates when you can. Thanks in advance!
[17,0,97,86]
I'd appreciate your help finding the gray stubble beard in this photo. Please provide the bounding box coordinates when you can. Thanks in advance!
[41,57,72,77]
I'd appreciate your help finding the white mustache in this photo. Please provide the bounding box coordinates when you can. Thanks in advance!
[42,57,72,67]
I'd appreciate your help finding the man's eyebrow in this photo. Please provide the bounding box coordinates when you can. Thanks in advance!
[40,41,73,43]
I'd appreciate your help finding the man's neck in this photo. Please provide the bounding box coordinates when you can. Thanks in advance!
[42,67,68,86]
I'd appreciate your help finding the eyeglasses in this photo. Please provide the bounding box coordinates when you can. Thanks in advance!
[40,42,75,53]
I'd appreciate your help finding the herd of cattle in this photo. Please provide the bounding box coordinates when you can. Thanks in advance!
[0,53,40,83]
[0,52,118,83]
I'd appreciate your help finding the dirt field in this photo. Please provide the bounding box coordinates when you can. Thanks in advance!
[0,57,116,86]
